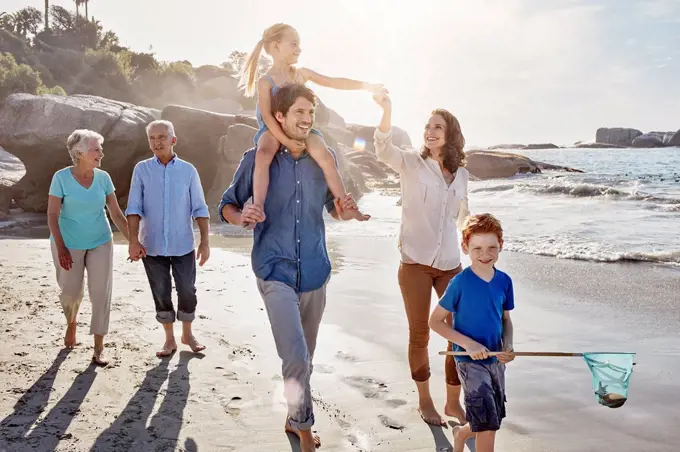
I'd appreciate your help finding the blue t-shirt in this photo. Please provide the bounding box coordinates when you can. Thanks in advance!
[439,266,514,363]
[48,167,115,250]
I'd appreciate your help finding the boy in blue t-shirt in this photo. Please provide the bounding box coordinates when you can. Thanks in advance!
[429,213,515,452]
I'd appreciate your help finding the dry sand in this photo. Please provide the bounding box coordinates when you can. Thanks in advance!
[1,233,680,451]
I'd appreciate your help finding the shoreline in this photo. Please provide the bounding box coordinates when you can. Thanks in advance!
[1,235,679,451]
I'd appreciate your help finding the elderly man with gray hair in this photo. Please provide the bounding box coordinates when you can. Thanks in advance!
[47,129,130,366]
[126,119,210,357]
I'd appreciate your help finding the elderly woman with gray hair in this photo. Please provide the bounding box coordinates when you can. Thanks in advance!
[47,129,131,366]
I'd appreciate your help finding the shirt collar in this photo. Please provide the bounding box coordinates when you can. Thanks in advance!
[154,153,178,165]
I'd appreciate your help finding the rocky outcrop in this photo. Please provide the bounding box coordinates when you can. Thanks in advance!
[631,133,665,148]
[574,141,623,149]
[205,123,257,216]
[160,105,246,194]
[0,93,415,216]
[346,124,412,152]
[0,147,24,213]
[595,128,643,147]
[668,130,680,147]
[663,131,675,145]
[0,94,160,212]
[464,150,582,179]
[523,143,559,150]
[465,151,541,179]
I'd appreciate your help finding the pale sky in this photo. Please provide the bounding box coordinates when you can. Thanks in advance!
[6,0,680,147]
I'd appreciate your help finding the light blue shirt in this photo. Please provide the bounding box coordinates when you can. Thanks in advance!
[125,155,210,257]
[48,167,114,250]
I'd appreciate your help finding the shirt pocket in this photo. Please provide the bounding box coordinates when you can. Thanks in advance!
[417,174,441,208]
[446,189,463,223]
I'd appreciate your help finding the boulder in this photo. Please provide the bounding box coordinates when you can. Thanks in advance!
[161,105,248,195]
[205,124,257,216]
[663,131,675,145]
[523,143,559,150]
[574,141,624,149]
[667,130,680,147]
[0,146,25,213]
[321,124,356,148]
[195,98,243,115]
[346,124,412,152]
[595,128,642,147]
[631,133,664,148]
[0,94,160,212]
[465,150,540,179]
[488,144,526,150]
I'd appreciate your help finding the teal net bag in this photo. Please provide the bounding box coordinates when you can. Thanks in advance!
[583,352,636,409]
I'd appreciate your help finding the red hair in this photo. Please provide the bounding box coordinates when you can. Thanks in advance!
[461,213,504,247]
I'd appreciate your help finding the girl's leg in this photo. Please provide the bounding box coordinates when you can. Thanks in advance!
[306,134,369,221]
[252,131,282,220]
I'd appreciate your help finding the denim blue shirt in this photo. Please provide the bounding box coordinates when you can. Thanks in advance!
[126,155,210,257]
[218,148,336,292]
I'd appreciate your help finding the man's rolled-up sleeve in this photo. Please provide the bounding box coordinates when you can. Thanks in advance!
[125,164,144,217]
[218,150,255,223]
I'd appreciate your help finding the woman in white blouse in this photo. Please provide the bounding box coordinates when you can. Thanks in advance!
[373,93,469,426]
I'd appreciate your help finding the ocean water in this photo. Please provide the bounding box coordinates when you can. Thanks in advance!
[211,146,680,266]
[323,146,680,266]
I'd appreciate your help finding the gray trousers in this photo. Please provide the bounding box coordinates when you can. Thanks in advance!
[256,278,328,431]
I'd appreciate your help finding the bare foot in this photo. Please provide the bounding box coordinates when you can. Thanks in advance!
[156,340,177,357]
[92,347,109,367]
[349,208,371,222]
[417,399,445,426]
[445,401,466,425]
[285,418,320,451]
[452,424,472,452]
[64,323,77,348]
[181,335,206,353]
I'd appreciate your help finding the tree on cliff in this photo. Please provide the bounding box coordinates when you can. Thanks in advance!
[0,52,65,100]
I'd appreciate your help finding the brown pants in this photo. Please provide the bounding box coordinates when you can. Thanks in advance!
[398,262,462,386]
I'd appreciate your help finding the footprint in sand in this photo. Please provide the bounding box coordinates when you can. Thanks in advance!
[378,414,405,431]
[314,364,335,374]
[385,398,408,408]
[336,351,358,362]
[343,376,388,399]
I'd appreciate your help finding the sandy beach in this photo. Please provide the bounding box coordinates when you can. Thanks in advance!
[1,230,679,452]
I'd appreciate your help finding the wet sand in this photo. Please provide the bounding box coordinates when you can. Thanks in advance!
[0,233,679,451]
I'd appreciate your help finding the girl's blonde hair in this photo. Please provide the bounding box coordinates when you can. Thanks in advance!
[240,23,295,97]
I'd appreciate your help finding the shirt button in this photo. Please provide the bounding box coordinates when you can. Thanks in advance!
[296,200,300,203]
[297,239,300,243]
[297,220,299,223]
[297,180,300,184]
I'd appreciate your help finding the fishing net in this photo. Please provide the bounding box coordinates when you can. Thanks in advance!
[582,353,636,409]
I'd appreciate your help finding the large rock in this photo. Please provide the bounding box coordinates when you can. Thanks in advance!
[523,143,559,150]
[196,98,243,115]
[205,124,257,216]
[161,105,246,197]
[667,130,680,147]
[663,131,675,145]
[631,133,664,148]
[465,150,540,179]
[595,128,643,147]
[0,94,160,212]
[0,147,25,213]
[574,141,623,149]
[346,124,412,152]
